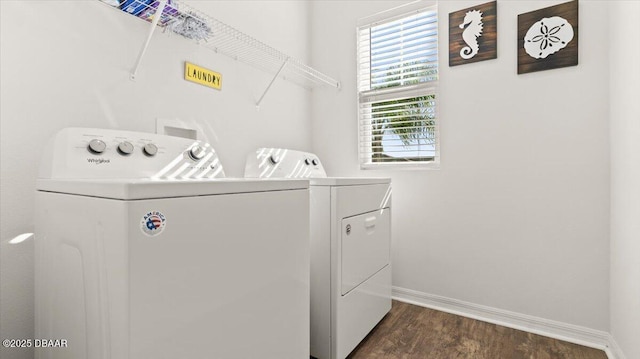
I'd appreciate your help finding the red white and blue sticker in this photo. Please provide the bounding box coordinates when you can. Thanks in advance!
[141,211,166,237]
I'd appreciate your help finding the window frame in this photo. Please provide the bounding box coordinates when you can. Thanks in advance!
[357,1,440,170]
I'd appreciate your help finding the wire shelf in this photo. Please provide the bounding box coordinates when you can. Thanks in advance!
[101,0,340,92]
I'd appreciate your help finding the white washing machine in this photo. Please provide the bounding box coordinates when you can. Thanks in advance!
[35,128,310,359]
[245,148,392,359]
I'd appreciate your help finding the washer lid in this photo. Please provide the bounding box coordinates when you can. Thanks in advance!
[36,178,308,200]
[309,177,390,186]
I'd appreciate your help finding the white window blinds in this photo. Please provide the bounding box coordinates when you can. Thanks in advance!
[357,4,439,168]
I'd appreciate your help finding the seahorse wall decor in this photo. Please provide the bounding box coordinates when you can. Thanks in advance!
[459,10,484,59]
[448,1,497,67]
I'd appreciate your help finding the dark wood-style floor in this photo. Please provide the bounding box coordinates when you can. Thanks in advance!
[347,301,607,359]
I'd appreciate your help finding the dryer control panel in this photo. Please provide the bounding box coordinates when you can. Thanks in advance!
[39,128,225,179]
[244,148,326,179]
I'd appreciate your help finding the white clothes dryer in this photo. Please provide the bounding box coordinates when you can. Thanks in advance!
[245,148,392,359]
[35,129,310,359]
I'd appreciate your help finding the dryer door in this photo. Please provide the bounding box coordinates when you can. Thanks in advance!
[341,209,390,295]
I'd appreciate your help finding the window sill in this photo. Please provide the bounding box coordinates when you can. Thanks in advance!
[360,160,440,171]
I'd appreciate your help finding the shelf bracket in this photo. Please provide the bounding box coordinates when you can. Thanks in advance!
[256,58,289,108]
[130,0,167,81]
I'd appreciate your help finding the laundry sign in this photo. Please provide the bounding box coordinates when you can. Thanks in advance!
[184,62,222,90]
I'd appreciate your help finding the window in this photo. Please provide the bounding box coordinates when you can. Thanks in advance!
[357,3,438,168]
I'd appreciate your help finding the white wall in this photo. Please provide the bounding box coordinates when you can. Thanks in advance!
[310,0,610,331]
[2,1,631,357]
[609,1,640,358]
[0,2,311,358]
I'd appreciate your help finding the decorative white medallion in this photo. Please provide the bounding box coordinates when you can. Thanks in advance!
[524,16,574,59]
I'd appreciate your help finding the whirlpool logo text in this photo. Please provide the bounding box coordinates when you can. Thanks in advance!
[86,158,111,165]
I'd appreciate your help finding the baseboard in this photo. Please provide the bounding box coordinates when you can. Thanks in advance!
[392,286,618,358]
[606,335,627,359]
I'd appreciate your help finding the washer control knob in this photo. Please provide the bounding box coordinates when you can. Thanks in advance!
[269,154,280,165]
[88,139,106,154]
[143,143,158,156]
[304,158,311,165]
[117,141,134,155]
[189,145,206,161]
[312,159,319,166]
